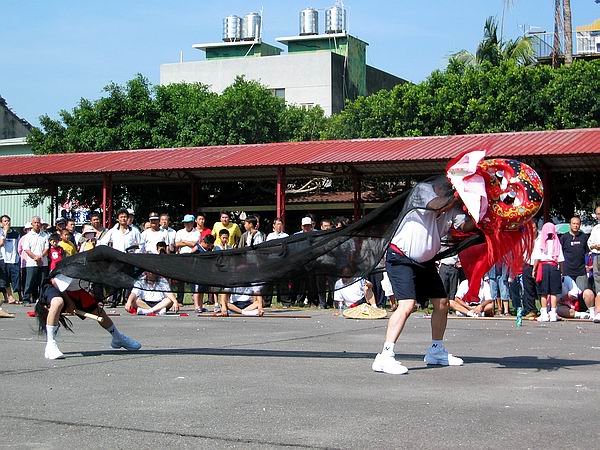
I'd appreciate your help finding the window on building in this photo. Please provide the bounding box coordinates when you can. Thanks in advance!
[270,88,285,100]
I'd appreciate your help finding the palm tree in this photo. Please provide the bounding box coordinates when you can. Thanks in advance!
[563,0,573,64]
[552,0,563,67]
[450,16,535,67]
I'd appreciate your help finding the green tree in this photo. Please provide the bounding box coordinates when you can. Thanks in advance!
[450,16,535,67]
[27,75,326,218]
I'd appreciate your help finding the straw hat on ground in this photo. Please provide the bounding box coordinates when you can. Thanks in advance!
[343,303,387,320]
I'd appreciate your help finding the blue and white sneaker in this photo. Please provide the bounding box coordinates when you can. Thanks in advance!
[424,345,463,366]
[111,334,142,351]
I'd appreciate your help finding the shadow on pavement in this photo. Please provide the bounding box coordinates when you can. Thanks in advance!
[65,348,600,371]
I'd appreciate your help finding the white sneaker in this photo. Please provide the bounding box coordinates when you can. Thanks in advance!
[455,311,466,317]
[537,312,550,322]
[45,342,65,360]
[576,312,591,320]
[549,311,560,322]
[157,308,167,316]
[594,313,600,323]
[241,309,259,316]
[111,334,142,351]
[424,346,463,366]
[372,353,408,375]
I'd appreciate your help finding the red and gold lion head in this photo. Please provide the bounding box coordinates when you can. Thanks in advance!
[477,158,544,231]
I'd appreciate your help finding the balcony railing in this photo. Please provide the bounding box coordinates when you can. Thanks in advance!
[527,31,600,59]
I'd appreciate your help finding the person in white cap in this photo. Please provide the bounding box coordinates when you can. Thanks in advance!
[174,214,201,305]
[141,212,169,254]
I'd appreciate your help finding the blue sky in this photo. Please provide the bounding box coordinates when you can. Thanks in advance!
[1,1,599,127]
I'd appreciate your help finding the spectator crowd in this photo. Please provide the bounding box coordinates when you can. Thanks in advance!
[2,206,600,324]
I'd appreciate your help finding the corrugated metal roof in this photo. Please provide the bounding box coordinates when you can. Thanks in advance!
[0,128,598,183]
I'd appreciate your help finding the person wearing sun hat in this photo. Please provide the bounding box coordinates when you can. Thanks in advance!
[79,224,98,253]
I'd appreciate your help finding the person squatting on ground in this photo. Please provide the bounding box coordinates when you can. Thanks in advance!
[450,277,494,317]
[216,285,264,317]
[533,222,564,322]
[334,276,377,310]
[372,179,475,375]
[556,275,598,321]
[35,274,141,360]
[125,272,180,315]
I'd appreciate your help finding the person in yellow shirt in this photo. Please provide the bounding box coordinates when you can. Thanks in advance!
[58,229,77,257]
[211,211,241,247]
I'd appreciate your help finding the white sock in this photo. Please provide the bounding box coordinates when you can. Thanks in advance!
[137,308,150,315]
[46,325,58,344]
[382,342,395,357]
[550,308,557,314]
[431,339,443,350]
[575,311,585,319]
[589,307,595,316]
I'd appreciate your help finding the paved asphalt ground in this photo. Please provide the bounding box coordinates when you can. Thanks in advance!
[1,305,599,449]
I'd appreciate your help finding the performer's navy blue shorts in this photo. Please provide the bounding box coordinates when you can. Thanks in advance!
[39,284,99,315]
[385,249,447,306]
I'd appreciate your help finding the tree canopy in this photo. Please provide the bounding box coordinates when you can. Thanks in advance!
[28,59,600,220]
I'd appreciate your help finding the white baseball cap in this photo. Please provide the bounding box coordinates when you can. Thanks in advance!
[301,217,312,226]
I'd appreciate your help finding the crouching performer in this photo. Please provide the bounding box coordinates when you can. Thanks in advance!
[35,274,141,360]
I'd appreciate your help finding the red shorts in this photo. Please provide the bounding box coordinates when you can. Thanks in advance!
[67,289,99,312]
[559,295,585,312]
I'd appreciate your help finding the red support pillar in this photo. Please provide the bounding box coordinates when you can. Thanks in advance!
[191,180,198,213]
[102,174,113,229]
[542,169,551,223]
[276,167,286,225]
[352,170,362,222]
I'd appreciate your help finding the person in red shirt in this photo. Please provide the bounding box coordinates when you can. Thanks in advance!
[195,212,212,240]
[48,234,64,272]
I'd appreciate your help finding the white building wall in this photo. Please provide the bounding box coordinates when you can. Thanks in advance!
[160,52,334,115]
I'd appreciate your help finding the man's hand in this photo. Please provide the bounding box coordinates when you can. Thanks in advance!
[172,301,180,313]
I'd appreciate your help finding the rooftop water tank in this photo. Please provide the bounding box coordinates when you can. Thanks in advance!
[299,8,319,35]
[325,5,346,34]
[242,12,262,41]
[222,15,242,42]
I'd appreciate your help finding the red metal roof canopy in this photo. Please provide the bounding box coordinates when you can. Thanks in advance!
[0,128,598,187]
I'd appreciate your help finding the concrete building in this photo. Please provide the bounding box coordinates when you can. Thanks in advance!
[0,97,52,227]
[0,95,31,140]
[160,10,406,116]
[577,19,600,55]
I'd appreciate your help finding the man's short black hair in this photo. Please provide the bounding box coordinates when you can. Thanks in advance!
[218,228,230,236]
[219,210,230,217]
[90,212,101,220]
[196,211,206,219]
[320,218,333,227]
[48,233,60,242]
[203,234,216,245]
[1,215,10,222]
[245,215,258,228]
[116,208,129,217]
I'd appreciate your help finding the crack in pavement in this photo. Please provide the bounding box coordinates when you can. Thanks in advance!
[0,415,341,449]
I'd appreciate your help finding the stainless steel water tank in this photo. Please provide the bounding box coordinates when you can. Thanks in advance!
[222,15,242,42]
[299,8,319,35]
[325,5,346,34]
[242,12,261,41]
